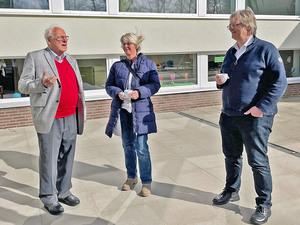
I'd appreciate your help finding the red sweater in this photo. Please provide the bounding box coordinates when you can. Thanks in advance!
[55,59,79,118]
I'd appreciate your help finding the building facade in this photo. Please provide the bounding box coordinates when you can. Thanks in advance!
[0,0,300,129]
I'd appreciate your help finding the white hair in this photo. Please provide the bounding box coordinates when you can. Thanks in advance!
[44,25,60,40]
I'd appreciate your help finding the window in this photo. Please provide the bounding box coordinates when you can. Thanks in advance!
[64,0,106,11]
[0,58,107,99]
[280,50,300,78]
[208,55,225,81]
[78,58,107,90]
[0,0,49,9]
[207,0,235,14]
[208,51,300,81]
[0,59,24,99]
[119,0,196,13]
[145,54,196,87]
[246,0,300,16]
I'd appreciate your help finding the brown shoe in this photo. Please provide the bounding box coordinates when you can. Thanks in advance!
[139,184,151,197]
[122,178,138,191]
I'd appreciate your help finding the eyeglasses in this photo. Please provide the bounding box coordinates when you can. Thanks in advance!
[227,23,244,30]
[53,36,69,41]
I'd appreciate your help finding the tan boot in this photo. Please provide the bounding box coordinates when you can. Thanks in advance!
[139,184,151,197]
[121,178,138,191]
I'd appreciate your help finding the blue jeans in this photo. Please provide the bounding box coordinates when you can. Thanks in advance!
[120,109,152,184]
[219,113,274,209]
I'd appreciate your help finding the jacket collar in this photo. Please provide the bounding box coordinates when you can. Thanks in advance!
[231,35,258,55]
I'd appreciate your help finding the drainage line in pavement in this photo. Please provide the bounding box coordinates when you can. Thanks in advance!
[176,111,300,158]
[176,111,220,129]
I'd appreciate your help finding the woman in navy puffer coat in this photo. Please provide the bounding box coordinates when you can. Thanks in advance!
[105,32,160,197]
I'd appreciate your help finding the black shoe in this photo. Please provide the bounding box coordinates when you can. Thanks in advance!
[58,194,80,206]
[212,190,240,205]
[44,202,64,215]
[250,206,271,225]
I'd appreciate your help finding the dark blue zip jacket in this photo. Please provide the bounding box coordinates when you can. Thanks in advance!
[105,53,160,138]
[218,36,287,116]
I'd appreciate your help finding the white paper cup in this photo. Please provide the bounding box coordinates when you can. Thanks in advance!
[122,90,132,99]
[217,73,229,83]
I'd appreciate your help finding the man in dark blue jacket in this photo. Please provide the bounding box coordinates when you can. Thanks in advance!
[212,7,287,225]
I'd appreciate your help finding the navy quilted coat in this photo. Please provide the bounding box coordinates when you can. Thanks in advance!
[105,53,160,138]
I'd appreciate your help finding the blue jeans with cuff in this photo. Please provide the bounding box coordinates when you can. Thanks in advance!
[120,108,152,184]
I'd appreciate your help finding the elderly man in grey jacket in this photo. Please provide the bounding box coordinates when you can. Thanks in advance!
[18,26,86,215]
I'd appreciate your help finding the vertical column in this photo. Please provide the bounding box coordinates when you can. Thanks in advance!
[108,0,119,15]
[236,0,246,10]
[106,55,121,76]
[50,0,64,13]
[198,54,208,87]
[198,0,206,17]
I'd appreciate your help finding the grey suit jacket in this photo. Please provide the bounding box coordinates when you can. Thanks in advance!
[18,48,86,134]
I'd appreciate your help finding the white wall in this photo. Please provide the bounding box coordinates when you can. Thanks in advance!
[1,15,299,58]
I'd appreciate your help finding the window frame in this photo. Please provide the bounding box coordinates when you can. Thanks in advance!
[0,0,298,20]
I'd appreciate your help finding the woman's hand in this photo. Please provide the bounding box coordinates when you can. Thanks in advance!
[118,92,126,100]
[128,90,139,100]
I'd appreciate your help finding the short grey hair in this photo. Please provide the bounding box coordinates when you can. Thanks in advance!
[120,32,144,53]
[230,7,257,35]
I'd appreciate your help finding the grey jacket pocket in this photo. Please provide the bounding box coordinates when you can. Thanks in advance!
[32,93,48,107]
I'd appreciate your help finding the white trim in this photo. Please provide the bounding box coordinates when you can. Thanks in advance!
[255,15,300,20]
[287,77,300,84]
[0,8,51,14]
[0,97,29,109]
[157,85,217,95]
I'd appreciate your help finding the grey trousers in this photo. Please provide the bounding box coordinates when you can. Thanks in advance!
[37,114,77,205]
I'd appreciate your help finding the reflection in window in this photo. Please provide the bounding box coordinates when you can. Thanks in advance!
[119,0,196,13]
[208,51,300,81]
[0,58,107,99]
[0,0,49,9]
[207,0,235,14]
[78,59,107,90]
[280,50,300,78]
[64,0,106,11]
[145,54,196,87]
[246,0,300,16]
[208,55,225,82]
[0,59,24,99]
